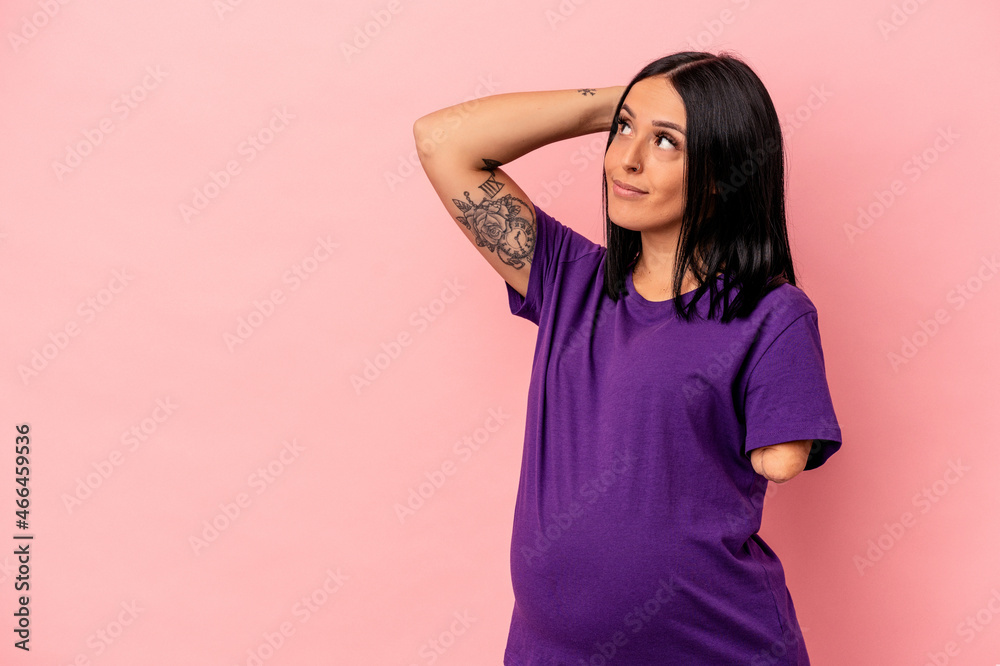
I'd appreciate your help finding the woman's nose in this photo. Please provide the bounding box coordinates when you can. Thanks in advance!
[621,141,642,172]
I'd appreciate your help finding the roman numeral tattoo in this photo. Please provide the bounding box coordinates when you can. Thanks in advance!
[452,158,536,269]
[477,158,505,198]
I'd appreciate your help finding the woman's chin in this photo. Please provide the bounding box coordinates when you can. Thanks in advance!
[608,208,682,233]
[608,211,649,232]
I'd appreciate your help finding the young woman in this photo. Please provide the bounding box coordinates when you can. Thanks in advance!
[413,51,842,665]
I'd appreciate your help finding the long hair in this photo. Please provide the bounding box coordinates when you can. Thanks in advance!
[602,51,795,323]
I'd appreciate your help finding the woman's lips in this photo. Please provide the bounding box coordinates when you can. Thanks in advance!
[612,178,647,198]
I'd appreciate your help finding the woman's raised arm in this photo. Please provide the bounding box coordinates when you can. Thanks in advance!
[413,87,624,298]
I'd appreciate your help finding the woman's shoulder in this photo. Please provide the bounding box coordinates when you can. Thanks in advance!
[743,278,820,334]
[764,279,817,310]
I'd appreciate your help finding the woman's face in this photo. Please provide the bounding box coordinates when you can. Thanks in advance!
[604,76,687,232]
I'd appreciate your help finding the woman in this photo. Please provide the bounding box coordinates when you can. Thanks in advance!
[413,51,842,665]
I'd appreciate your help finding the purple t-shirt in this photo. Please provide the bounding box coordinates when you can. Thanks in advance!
[502,205,842,665]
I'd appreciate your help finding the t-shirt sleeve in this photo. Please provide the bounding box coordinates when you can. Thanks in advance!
[742,309,843,470]
[505,204,599,325]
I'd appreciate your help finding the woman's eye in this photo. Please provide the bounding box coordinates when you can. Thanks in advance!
[617,117,676,150]
[656,134,677,150]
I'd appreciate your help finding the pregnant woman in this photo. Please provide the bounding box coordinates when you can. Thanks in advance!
[413,51,843,665]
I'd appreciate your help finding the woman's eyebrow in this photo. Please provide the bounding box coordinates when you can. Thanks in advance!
[621,103,686,135]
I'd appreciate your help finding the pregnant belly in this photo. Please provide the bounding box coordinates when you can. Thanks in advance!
[509,506,693,645]
[507,505,787,660]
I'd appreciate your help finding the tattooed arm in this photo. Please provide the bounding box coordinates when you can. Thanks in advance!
[413,87,625,298]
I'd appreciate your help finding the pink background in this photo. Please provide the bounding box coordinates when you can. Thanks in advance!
[2,1,999,664]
